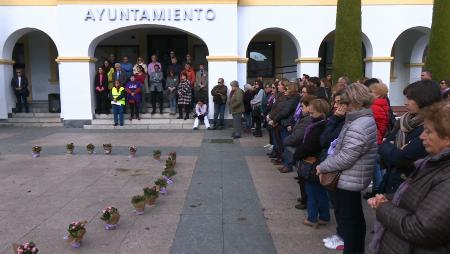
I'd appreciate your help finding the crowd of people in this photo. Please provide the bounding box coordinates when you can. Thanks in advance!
[94,52,208,126]
[226,71,449,254]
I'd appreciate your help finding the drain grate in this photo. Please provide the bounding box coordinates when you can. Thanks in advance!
[209,138,234,144]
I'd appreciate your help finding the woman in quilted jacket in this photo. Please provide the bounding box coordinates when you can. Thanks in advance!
[368,100,450,254]
[316,83,378,254]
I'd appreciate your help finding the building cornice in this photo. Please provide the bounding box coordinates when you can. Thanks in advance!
[405,62,425,67]
[55,57,97,63]
[206,56,246,62]
[0,0,432,6]
[295,57,322,64]
[0,59,15,65]
[364,57,394,63]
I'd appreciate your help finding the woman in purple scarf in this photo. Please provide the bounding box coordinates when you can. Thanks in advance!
[125,75,142,121]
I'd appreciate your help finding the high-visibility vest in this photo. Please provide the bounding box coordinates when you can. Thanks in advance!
[111,87,125,105]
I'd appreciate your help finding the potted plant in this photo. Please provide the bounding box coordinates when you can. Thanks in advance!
[143,186,159,206]
[100,206,120,230]
[169,151,177,165]
[162,170,175,185]
[86,144,95,154]
[155,177,168,194]
[165,158,175,171]
[64,220,87,248]
[31,146,41,158]
[103,144,112,155]
[66,143,74,154]
[153,150,161,160]
[131,195,145,215]
[129,145,137,158]
[12,241,38,254]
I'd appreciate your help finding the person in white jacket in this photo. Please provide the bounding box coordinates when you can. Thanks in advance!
[193,100,211,130]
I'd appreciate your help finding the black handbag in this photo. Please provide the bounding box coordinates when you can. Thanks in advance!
[297,156,319,182]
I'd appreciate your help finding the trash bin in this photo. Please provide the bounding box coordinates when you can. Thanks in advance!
[48,93,61,113]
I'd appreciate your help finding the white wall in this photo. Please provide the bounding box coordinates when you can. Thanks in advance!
[28,31,60,101]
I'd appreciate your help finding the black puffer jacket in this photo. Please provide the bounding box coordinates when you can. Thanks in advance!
[269,94,299,126]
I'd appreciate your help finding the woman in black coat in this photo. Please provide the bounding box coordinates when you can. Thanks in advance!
[94,66,110,114]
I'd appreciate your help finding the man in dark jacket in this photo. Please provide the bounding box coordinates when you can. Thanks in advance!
[211,78,228,129]
[11,69,29,113]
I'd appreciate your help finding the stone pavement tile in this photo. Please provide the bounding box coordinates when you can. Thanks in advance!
[0,132,18,140]
[238,135,270,148]
[270,232,336,254]
[118,214,179,254]
[223,223,276,254]
[25,133,204,147]
[170,214,223,254]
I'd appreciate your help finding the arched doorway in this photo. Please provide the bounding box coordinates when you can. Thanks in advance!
[246,28,300,83]
[389,27,430,106]
[88,25,209,124]
[318,31,373,79]
[4,29,60,114]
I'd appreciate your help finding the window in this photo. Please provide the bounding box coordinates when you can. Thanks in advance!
[247,42,274,77]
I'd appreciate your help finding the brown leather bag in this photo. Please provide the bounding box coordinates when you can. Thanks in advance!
[319,171,341,191]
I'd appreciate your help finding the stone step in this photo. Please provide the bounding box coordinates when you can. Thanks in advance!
[7,117,62,123]
[0,122,63,127]
[91,118,195,125]
[94,113,178,119]
[12,113,61,118]
[83,124,196,130]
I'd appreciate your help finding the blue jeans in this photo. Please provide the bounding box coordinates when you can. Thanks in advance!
[373,158,383,193]
[213,103,226,127]
[169,96,177,113]
[282,146,295,171]
[305,181,330,223]
[243,113,252,129]
[112,104,124,125]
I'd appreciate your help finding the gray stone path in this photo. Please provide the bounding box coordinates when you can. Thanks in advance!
[170,135,277,254]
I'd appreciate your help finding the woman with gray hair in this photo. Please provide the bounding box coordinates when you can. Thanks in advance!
[316,83,378,254]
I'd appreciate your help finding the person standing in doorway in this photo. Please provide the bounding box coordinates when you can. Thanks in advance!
[94,66,109,114]
[211,78,228,129]
[148,54,162,74]
[177,73,192,120]
[229,81,244,139]
[111,80,125,126]
[149,64,164,114]
[125,75,142,121]
[166,68,179,115]
[195,63,208,102]
[112,63,127,86]
[121,56,133,80]
[167,57,181,78]
[11,69,29,113]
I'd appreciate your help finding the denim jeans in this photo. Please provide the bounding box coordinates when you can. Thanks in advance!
[169,96,177,113]
[305,181,330,223]
[213,103,226,127]
[373,158,383,193]
[282,146,295,171]
[15,93,29,113]
[112,104,124,125]
[243,113,252,129]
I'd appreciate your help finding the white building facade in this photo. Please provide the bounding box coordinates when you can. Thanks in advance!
[0,0,433,126]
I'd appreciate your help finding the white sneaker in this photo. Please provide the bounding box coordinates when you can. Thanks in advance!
[263,144,271,148]
[324,236,344,250]
[322,234,340,243]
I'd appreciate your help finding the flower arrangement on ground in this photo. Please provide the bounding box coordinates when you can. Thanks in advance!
[66,143,74,154]
[100,206,120,230]
[131,195,145,215]
[162,170,175,185]
[143,186,159,205]
[86,144,95,154]
[64,220,87,248]
[129,145,137,157]
[103,144,112,154]
[155,177,168,194]
[165,158,175,170]
[12,241,38,254]
[31,146,41,158]
[169,151,177,165]
[153,150,161,160]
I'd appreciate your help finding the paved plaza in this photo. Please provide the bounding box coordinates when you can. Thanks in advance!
[0,127,375,254]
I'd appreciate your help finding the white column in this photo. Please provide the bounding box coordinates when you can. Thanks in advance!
[237,58,248,86]
[295,57,321,77]
[0,59,15,119]
[407,63,424,84]
[56,57,96,125]
[364,57,394,85]
[206,56,239,120]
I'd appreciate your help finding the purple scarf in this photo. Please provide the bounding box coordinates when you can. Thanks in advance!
[294,103,302,122]
[302,118,325,144]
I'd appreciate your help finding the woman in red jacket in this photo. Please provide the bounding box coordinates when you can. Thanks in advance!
[370,82,390,144]
[366,82,390,199]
